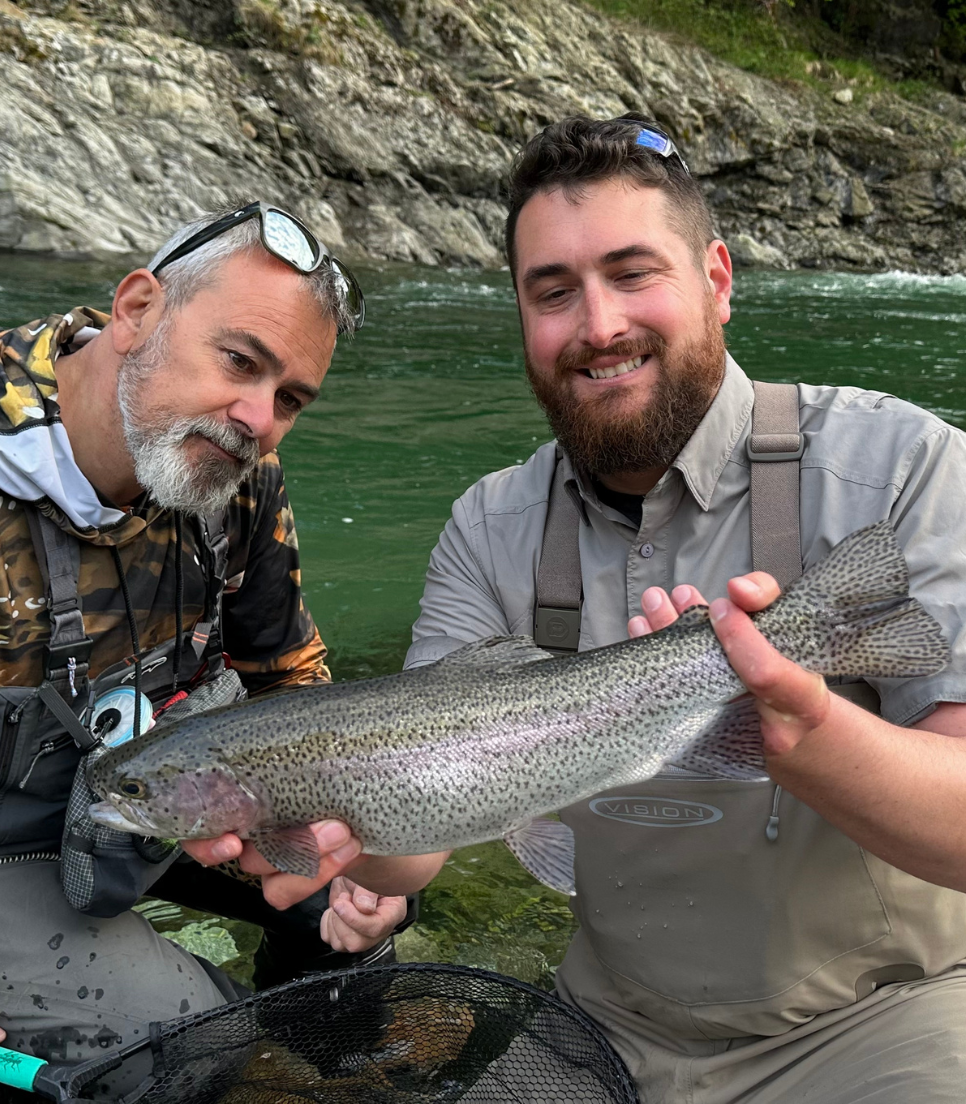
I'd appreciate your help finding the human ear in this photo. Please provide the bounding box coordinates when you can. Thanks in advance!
[111,269,165,356]
[705,240,733,325]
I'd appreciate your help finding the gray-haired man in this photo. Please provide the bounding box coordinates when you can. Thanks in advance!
[0,203,407,1095]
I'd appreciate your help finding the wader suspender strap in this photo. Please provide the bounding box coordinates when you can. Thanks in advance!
[534,383,806,654]
[747,381,804,588]
[24,508,98,750]
[746,385,880,713]
[190,508,229,663]
[533,451,584,653]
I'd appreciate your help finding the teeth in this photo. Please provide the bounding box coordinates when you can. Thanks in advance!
[588,355,645,380]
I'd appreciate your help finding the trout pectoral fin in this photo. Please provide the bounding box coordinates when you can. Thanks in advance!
[249,826,322,879]
[504,818,575,896]
[667,696,769,779]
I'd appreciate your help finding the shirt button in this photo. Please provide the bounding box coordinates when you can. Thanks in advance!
[640,542,654,559]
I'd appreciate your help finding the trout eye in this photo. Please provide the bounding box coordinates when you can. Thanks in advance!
[119,778,147,799]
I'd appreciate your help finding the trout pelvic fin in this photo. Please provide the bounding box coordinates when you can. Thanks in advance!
[761,521,950,680]
[504,817,576,896]
[249,826,322,879]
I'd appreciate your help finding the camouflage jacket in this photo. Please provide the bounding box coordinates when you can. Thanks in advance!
[0,307,330,695]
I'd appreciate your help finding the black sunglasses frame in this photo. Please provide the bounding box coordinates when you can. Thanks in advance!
[149,201,365,335]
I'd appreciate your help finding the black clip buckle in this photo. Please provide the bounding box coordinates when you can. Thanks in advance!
[44,637,93,674]
[534,606,581,653]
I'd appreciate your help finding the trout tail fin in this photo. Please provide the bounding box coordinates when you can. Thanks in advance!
[758,521,949,680]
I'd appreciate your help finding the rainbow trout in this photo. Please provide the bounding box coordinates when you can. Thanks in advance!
[89,522,948,893]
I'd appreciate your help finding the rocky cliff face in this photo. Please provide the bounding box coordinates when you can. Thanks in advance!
[2,0,965,272]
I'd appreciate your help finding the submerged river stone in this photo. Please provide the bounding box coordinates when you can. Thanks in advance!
[0,0,965,272]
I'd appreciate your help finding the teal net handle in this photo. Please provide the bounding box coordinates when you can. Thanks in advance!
[0,1046,46,1092]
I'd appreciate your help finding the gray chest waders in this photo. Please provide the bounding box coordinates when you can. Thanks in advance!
[0,507,246,917]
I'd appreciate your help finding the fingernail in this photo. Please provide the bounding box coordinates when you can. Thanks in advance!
[709,598,730,624]
[332,840,361,864]
[642,589,662,613]
[212,841,237,863]
[671,585,692,605]
[316,821,350,850]
[628,617,651,638]
[356,893,377,912]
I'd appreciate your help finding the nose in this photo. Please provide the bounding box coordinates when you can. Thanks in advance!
[580,280,630,350]
[227,387,278,449]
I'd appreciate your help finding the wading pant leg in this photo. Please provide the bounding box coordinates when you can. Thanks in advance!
[589,964,966,1104]
[0,860,238,1100]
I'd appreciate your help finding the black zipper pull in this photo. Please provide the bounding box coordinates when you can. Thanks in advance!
[19,736,70,790]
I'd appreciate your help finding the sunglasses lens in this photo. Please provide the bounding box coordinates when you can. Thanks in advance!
[331,258,366,333]
[263,210,319,272]
[635,129,671,155]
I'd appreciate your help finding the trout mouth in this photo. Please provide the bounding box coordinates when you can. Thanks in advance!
[89,799,166,836]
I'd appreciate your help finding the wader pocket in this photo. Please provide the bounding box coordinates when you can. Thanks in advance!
[61,747,181,917]
[563,779,894,1036]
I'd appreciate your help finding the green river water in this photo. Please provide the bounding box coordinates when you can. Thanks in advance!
[1,257,964,989]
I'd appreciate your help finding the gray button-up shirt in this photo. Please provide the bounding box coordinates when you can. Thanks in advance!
[407,357,966,726]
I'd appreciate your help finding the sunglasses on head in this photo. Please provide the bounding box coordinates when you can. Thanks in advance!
[150,201,365,335]
[633,123,690,175]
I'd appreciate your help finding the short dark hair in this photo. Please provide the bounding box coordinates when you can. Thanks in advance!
[504,113,715,278]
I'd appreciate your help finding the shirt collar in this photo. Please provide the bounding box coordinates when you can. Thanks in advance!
[671,354,754,511]
[561,355,754,515]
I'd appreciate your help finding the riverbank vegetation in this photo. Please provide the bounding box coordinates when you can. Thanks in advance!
[588,0,966,99]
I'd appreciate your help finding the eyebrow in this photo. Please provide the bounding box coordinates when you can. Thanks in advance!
[216,328,320,404]
[521,244,670,289]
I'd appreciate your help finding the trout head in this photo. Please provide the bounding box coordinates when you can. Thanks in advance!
[88,751,265,841]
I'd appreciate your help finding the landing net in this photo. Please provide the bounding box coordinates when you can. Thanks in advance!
[119,962,638,1103]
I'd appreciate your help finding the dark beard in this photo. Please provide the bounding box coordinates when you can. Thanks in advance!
[525,312,727,477]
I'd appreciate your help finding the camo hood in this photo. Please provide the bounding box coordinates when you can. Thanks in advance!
[0,307,134,541]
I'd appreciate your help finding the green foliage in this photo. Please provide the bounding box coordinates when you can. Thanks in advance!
[584,0,964,95]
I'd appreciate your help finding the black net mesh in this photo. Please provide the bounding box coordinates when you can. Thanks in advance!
[121,963,638,1104]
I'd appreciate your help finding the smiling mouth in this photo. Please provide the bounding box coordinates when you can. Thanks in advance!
[583,355,648,380]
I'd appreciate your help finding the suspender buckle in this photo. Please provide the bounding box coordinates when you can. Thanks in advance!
[746,433,804,463]
[534,605,582,653]
[44,637,93,679]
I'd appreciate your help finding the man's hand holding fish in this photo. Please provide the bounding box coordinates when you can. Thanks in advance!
[183,824,448,912]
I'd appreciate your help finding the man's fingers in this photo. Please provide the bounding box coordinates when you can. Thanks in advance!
[321,893,407,953]
[182,834,243,866]
[709,598,830,750]
[640,587,679,631]
[727,572,781,612]
[331,895,405,939]
[670,584,708,613]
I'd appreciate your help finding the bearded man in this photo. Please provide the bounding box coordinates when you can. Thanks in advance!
[404,116,966,1101]
[0,203,425,1097]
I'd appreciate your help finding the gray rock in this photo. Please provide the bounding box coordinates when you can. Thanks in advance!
[729,233,786,268]
[0,0,963,272]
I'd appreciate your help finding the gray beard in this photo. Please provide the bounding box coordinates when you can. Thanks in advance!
[116,321,260,515]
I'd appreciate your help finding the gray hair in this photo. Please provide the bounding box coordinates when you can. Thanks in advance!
[146,202,351,333]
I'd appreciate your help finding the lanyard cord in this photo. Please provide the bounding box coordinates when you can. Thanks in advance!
[173,513,184,690]
[110,543,142,741]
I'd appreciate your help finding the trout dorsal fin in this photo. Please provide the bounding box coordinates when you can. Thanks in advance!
[436,636,554,668]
